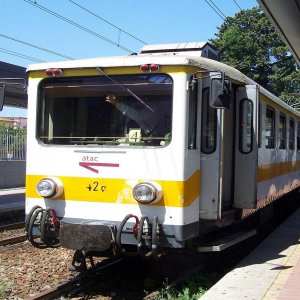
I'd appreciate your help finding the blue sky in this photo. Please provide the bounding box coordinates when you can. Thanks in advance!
[0,0,258,117]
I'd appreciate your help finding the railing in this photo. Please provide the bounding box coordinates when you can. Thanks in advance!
[0,127,26,160]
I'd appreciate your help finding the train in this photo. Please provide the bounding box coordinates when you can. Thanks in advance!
[24,42,300,269]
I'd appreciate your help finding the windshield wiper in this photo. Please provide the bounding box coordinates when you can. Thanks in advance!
[96,67,154,112]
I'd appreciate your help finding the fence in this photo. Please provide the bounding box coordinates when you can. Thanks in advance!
[0,127,26,161]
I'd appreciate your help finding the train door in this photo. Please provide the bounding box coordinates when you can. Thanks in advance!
[234,85,259,208]
[199,81,223,220]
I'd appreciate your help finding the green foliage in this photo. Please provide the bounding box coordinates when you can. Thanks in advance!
[210,6,300,107]
[154,273,219,300]
[0,123,7,130]
[0,279,10,299]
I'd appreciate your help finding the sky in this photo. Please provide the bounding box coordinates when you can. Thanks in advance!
[0,0,258,118]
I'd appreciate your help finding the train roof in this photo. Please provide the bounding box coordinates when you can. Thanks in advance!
[27,53,300,117]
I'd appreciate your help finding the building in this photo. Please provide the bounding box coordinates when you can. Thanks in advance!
[0,61,28,110]
[0,116,14,127]
[0,116,27,129]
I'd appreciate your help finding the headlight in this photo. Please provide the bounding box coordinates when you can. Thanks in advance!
[133,182,162,204]
[36,177,63,198]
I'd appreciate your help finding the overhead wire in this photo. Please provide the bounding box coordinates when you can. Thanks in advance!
[0,47,45,63]
[207,0,227,19]
[24,0,135,54]
[66,0,147,45]
[204,0,226,21]
[233,0,243,12]
[0,33,75,60]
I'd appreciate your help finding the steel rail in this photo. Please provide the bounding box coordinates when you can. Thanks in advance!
[0,222,25,232]
[0,234,27,246]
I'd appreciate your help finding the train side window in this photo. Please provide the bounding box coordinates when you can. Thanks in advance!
[239,99,253,154]
[188,77,198,149]
[279,113,286,149]
[265,106,275,149]
[201,88,217,154]
[297,122,300,150]
[289,118,295,149]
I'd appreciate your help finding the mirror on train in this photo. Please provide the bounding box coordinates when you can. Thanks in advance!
[0,84,5,111]
[209,76,231,109]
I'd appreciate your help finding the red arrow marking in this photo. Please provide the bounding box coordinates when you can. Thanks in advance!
[79,162,119,174]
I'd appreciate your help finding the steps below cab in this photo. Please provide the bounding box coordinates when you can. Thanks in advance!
[196,229,257,252]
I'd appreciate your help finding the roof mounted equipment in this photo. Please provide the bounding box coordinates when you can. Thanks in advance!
[139,42,219,60]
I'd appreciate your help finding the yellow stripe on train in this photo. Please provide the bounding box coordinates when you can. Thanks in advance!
[26,170,200,207]
[258,160,300,182]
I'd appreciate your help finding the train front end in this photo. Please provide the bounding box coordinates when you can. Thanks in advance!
[25,58,201,260]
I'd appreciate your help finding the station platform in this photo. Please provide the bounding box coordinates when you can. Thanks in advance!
[201,207,300,300]
[0,188,25,213]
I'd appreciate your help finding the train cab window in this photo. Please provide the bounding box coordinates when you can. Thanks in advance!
[265,106,275,149]
[188,77,198,149]
[239,99,253,154]
[201,88,217,154]
[297,122,300,150]
[279,113,286,149]
[37,74,173,147]
[289,118,295,150]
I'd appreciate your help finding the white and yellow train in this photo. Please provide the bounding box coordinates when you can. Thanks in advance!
[24,42,300,264]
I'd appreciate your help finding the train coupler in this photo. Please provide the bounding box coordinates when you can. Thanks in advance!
[25,205,60,248]
[116,214,161,258]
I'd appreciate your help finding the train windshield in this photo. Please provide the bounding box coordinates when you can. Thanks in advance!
[38,74,173,147]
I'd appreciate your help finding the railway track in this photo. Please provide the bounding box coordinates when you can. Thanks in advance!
[26,258,124,300]
[1,197,298,299]
[23,199,298,300]
[0,233,27,246]
[0,221,25,232]
[0,222,26,246]
[26,255,207,300]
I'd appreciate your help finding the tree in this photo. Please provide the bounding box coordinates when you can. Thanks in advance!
[210,7,300,107]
